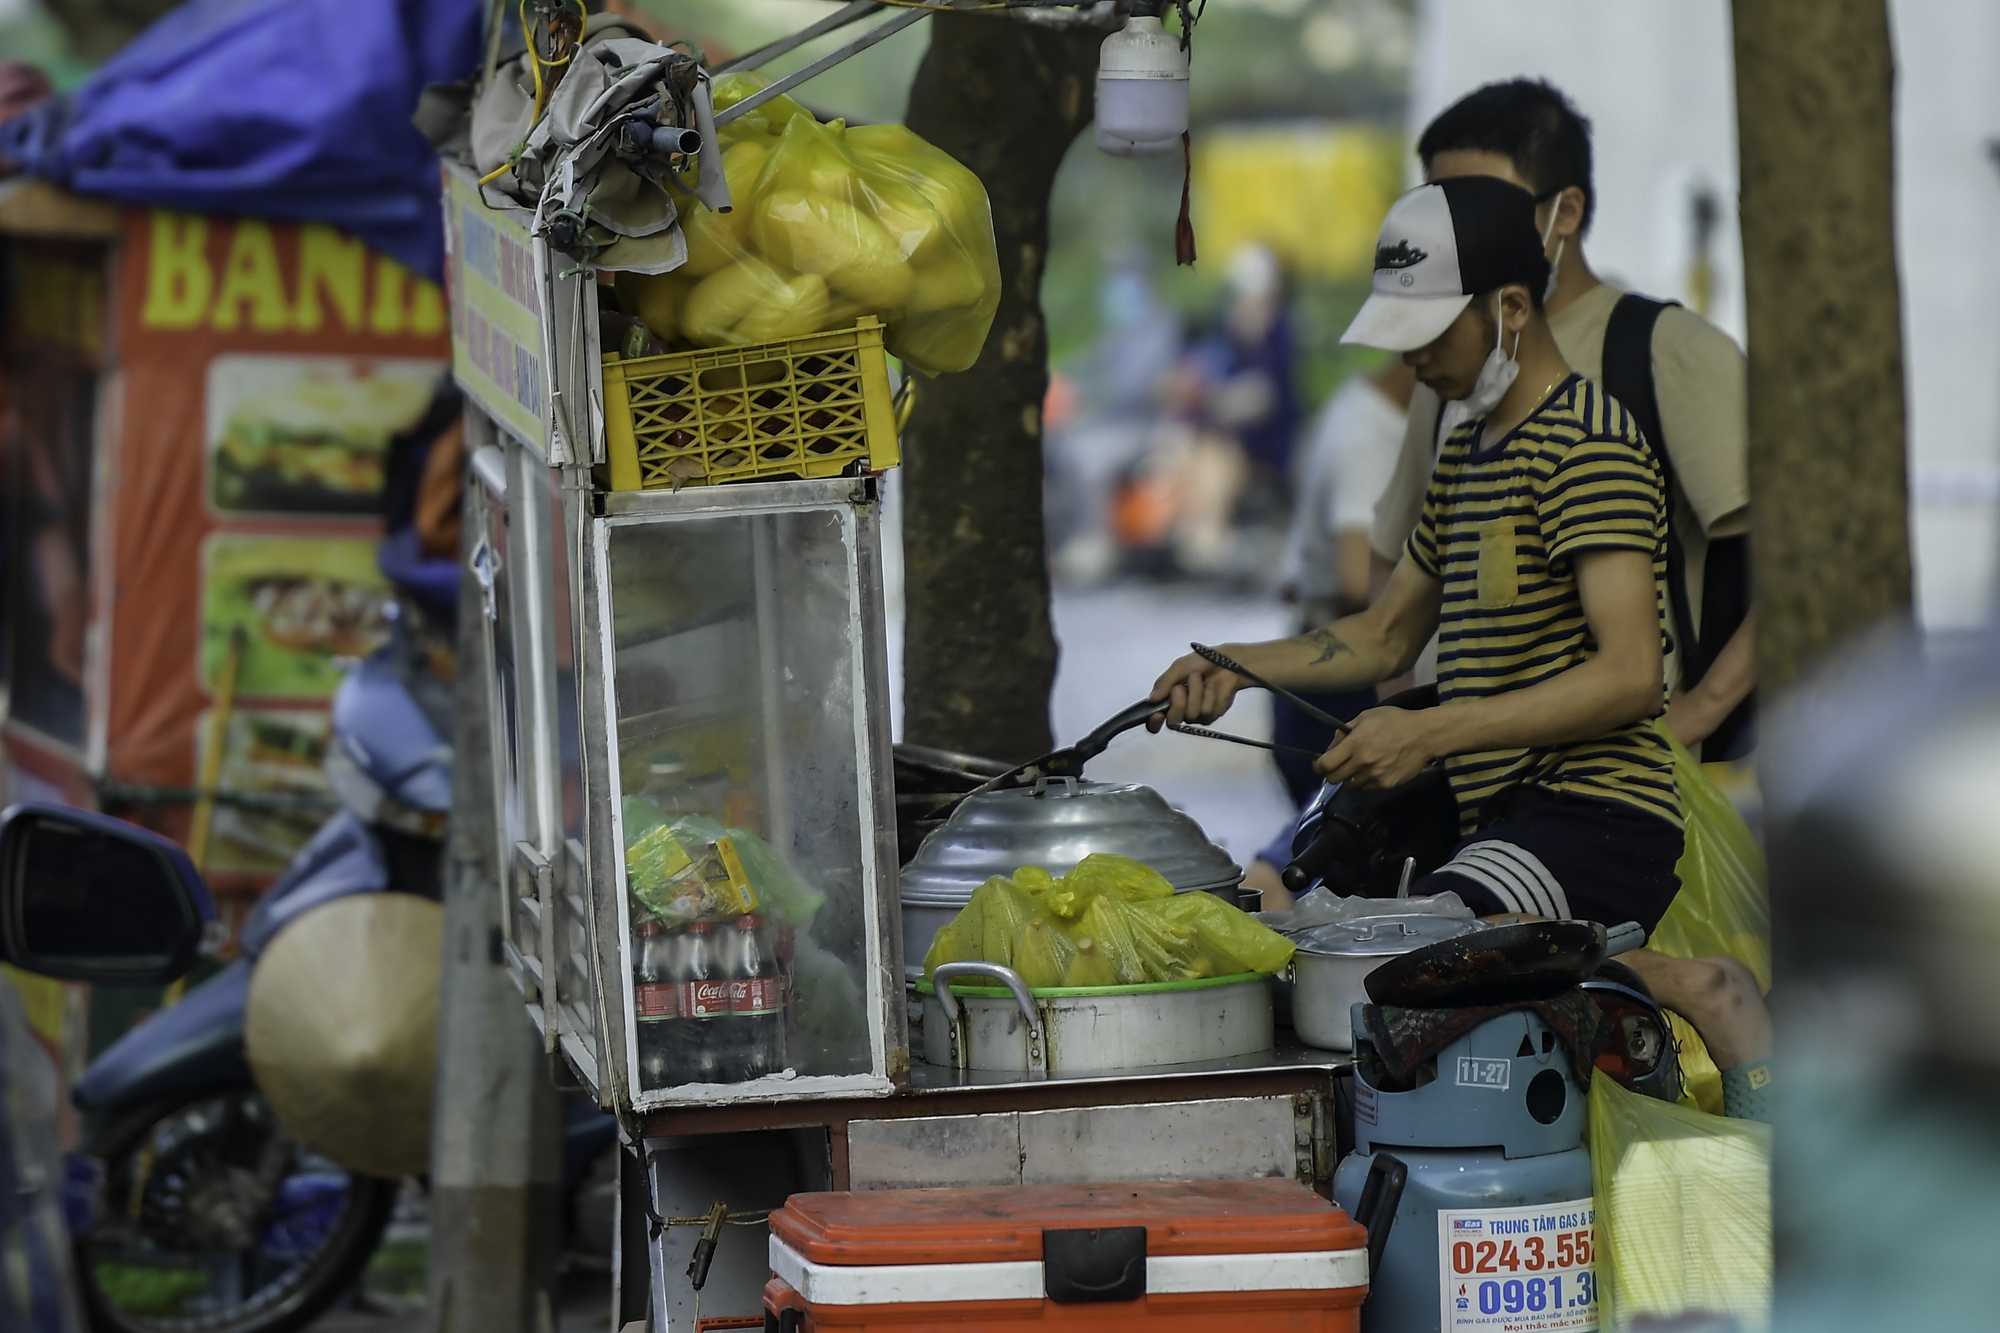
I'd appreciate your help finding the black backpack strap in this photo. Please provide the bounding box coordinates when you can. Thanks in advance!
[1600,293,1756,756]
[1701,532,1755,758]
[1601,295,1697,668]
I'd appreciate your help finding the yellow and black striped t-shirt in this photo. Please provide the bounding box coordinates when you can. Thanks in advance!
[1407,374,1680,834]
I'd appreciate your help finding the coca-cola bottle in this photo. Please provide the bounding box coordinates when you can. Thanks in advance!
[632,921,678,1089]
[726,915,786,1080]
[679,921,729,1082]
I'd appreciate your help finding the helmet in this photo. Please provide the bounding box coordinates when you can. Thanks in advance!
[324,649,452,836]
[1581,961,1682,1102]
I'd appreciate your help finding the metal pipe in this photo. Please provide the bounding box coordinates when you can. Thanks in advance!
[712,0,884,76]
[714,6,931,127]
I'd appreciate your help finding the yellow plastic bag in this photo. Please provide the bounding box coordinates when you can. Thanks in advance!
[1039,852,1176,920]
[1150,892,1296,978]
[1011,913,1076,989]
[1588,1075,1772,1329]
[922,856,1294,986]
[618,74,1001,375]
[1661,1012,1721,1115]
[1063,893,1149,987]
[1649,724,1771,990]
[921,875,1040,980]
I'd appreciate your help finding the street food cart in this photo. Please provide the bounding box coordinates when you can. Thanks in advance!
[437,43,1354,1331]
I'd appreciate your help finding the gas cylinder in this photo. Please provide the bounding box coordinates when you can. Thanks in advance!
[1333,1006,1598,1333]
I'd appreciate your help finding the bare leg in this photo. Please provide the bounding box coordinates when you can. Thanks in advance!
[1619,948,1772,1070]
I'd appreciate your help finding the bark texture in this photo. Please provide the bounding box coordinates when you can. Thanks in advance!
[901,14,1101,762]
[1732,0,1911,689]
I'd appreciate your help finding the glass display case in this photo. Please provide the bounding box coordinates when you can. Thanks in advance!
[451,208,903,1110]
[581,479,903,1108]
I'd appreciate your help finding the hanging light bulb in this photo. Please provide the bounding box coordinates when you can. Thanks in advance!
[1094,4,1189,159]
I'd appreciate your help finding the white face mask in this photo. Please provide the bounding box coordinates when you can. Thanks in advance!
[1439,293,1520,440]
[1541,205,1565,304]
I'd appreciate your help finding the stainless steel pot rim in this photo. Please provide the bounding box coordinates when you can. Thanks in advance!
[1292,916,1481,957]
[916,970,1266,999]
[899,872,1245,906]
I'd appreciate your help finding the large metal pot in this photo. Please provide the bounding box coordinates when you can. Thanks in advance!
[897,776,1245,978]
[921,961,1274,1075]
[1286,915,1481,1052]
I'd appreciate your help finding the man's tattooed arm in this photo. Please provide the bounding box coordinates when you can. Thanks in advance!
[1306,628,1353,666]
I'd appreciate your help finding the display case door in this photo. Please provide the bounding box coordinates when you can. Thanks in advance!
[470,421,609,1085]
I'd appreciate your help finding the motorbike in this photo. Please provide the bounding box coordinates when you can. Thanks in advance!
[0,802,214,1333]
[67,624,617,1333]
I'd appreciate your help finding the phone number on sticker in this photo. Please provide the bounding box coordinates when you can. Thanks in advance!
[1452,1228,1594,1275]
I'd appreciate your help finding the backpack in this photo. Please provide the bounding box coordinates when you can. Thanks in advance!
[1601,294,1755,760]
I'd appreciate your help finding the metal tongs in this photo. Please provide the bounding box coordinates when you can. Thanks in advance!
[970,642,1346,796]
[1189,642,1352,737]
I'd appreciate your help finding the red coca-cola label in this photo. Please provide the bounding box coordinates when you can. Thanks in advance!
[635,982,678,1020]
[731,977,783,1015]
[684,979,730,1018]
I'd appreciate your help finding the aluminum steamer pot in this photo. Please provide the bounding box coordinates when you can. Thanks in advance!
[1286,915,1481,1052]
[921,962,1274,1076]
[897,776,1245,980]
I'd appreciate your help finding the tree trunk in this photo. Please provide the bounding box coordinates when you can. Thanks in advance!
[901,14,1101,762]
[1732,0,1911,690]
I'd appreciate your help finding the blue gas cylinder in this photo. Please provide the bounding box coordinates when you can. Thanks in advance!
[1332,1005,1599,1333]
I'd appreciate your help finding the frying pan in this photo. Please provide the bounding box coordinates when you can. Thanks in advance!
[1364,919,1614,1007]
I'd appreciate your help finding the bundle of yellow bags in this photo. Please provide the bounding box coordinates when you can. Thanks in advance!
[618,73,1003,376]
[922,853,1296,990]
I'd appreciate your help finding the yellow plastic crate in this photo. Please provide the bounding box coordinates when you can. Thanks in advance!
[602,317,900,490]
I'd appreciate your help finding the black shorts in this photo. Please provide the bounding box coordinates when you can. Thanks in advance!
[1411,785,1684,932]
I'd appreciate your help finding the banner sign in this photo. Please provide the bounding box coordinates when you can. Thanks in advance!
[442,164,548,450]
[101,210,448,885]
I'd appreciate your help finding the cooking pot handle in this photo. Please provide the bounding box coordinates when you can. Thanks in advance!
[930,962,1046,1076]
[931,962,1040,1034]
[1030,776,1080,799]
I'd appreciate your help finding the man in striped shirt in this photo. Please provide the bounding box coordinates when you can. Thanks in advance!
[1151,175,1682,932]
[1152,177,1774,1113]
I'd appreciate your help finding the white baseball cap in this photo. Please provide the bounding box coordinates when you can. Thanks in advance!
[1342,176,1549,351]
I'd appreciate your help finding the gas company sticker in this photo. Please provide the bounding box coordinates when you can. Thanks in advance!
[1439,1198,1597,1332]
[1457,1056,1512,1090]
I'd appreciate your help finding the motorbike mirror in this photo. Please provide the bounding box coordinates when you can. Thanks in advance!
[0,803,213,985]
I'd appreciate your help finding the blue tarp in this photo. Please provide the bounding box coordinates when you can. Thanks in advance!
[0,0,484,281]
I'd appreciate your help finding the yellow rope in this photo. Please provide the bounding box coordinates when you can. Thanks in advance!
[521,0,587,125]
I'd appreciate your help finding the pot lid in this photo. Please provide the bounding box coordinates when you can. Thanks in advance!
[898,776,1242,905]
[1295,914,1481,958]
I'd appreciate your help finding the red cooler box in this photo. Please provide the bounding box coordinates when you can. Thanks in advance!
[762,1178,1368,1331]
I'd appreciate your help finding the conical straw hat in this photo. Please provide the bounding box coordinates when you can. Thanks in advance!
[245,892,442,1178]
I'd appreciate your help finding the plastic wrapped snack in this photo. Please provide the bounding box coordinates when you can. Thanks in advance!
[624,822,759,925]
[622,799,822,928]
[617,74,1001,376]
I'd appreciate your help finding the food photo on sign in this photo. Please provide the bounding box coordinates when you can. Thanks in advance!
[205,354,443,516]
